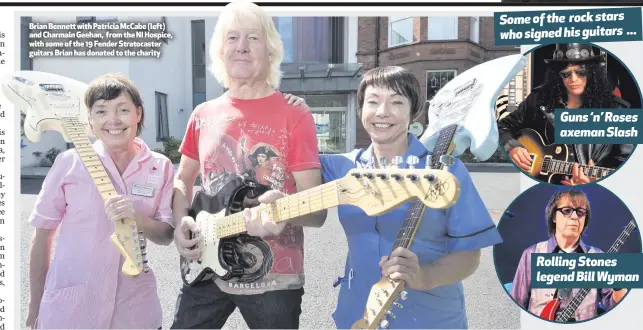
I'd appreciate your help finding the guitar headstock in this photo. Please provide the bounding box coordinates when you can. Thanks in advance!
[336,155,461,215]
[1,70,94,143]
[351,277,407,329]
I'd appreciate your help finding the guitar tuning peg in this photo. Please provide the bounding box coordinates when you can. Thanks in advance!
[391,156,403,168]
[406,155,419,169]
[425,155,432,169]
[379,319,390,329]
[439,155,454,171]
[400,290,408,300]
[386,310,396,319]
[379,156,389,169]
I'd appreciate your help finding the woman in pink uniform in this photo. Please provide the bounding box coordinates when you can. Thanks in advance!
[25,73,175,329]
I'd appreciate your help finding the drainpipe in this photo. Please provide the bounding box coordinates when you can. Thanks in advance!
[375,17,380,67]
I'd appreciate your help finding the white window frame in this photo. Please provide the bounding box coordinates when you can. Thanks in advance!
[427,16,458,41]
[426,69,458,101]
[156,91,170,141]
[388,16,414,48]
[470,16,479,43]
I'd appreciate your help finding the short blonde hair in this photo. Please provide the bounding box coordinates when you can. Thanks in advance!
[208,1,284,89]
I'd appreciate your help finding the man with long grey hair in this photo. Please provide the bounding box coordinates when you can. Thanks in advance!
[171,1,326,328]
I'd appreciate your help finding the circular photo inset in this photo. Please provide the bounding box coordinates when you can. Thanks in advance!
[494,42,641,186]
[493,183,641,323]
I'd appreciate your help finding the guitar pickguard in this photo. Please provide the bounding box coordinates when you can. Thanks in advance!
[180,173,274,286]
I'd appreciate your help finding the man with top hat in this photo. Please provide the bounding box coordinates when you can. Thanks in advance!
[498,43,633,185]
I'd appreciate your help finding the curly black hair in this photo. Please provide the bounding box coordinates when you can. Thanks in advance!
[541,62,617,110]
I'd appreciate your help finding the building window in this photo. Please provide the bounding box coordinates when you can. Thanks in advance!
[274,17,344,64]
[426,70,457,101]
[427,17,458,41]
[21,17,32,70]
[191,20,206,110]
[470,17,479,43]
[388,16,413,47]
[156,92,169,141]
[76,16,119,23]
[304,94,349,153]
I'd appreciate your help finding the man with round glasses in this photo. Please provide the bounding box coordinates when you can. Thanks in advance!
[509,189,628,322]
[497,43,633,185]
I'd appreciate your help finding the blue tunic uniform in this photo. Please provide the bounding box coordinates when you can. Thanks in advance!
[320,134,503,329]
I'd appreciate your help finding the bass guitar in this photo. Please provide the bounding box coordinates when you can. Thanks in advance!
[180,167,461,287]
[539,219,637,322]
[2,70,148,277]
[352,53,527,329]
[516,128,614,184]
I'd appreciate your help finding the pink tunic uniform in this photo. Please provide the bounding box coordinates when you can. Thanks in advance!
[28,138,175,329]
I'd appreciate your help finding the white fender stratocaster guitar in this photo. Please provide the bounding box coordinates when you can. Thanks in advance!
[420,54,528,161]
[1,70,148,277]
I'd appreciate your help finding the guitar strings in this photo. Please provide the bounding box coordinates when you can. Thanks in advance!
[557,220,636,320]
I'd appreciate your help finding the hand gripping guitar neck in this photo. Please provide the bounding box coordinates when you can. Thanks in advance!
[1,70,148,277]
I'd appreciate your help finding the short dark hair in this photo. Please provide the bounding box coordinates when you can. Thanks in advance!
[545,189,591,236]
[84,73,145,136]
[356,66,424,121]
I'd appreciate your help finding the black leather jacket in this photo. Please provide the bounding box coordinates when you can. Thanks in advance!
[498,86,634,169]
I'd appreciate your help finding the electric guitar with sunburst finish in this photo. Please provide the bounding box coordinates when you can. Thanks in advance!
[516,128,615,184]
[1,70,148,277]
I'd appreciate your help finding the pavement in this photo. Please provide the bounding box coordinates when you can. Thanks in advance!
[19,169,521,329]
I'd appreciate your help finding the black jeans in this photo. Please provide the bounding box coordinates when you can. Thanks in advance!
[170,280,304,329]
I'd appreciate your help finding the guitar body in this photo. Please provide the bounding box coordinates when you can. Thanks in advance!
[1,70,95,143]
[2,70,146,277]
[516,128,571,184]
[540,298,561,321]
[420,54,527,161]
[180,174,274,287]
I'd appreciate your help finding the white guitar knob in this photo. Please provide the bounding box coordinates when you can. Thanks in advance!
[379,319,390,329]
[400,290,408,300]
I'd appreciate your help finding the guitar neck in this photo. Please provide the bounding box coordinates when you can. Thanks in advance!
[556,220,637,321]
[60,118,119,201]
[214,181,341,238]
[547,159,613,178]
[391,123,458,251]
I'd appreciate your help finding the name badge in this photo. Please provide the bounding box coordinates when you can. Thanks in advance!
[131,184,155,197]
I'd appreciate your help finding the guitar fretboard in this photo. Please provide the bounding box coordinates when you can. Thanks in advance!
[556,220,637,322]
[60,117,119,201]
[392,123,457,251]
[542,158,613,179]
[212,182,341,238]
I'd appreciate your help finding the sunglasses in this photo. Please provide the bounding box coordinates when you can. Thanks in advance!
[556,207,587,218]
[559,67,588,79]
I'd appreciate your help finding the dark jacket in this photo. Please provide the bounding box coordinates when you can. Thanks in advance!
[497,85,634,170]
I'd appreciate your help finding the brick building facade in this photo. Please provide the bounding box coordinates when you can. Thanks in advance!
[355,16,522,148]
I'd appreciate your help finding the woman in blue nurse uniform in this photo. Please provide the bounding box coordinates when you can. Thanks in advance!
[320,66,503,329]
